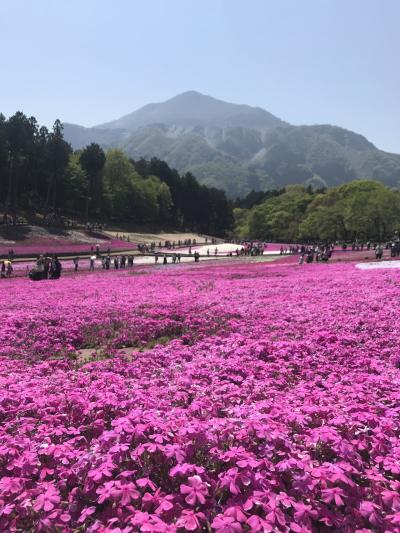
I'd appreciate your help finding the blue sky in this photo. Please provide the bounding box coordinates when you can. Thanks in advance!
[1,0,399,152]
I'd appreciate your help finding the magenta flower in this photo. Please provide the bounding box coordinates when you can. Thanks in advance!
[212,514,243,533]
[96,480,117,504]
[180,475,208,506]
[115,481,140,505]
[136,477,157,490]
[293,502,317,521]
[321,487,346,506]
[88,460,116,482]
[33,483,61,512]
[176,509,205,530]
[78,506,96,524]
[359,501,381,527]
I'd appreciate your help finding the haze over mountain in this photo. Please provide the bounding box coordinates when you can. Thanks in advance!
[98,91,286,131]
[64,91,400,198]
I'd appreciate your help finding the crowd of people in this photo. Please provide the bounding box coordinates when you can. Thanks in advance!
[28,253,137,280]
[240,242,265,256]
[102,254,134,270]
[155,253,182,264]
[29,255,62,281]
[298,244,334,264]
[137,237,219,254]
[1,214,25,225]
[297,240,399,264]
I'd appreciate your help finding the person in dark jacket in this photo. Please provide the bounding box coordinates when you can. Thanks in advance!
[50,256,62,279]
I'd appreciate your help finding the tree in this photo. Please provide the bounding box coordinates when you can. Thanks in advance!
[28,125,49,208]
[62,152,88,215]
[46,120,72,208]
[0,114,8,204]
[102,150,144,219]
[79,143,106,219]
[5,112,36,211]
[157,182,173,224]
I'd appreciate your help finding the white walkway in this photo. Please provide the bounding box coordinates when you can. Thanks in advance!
[356,260,400,270]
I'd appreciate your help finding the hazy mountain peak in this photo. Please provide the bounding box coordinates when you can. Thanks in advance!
[168,90,212,101]
[96,91,286,131]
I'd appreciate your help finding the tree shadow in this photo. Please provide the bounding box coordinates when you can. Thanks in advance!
[46,226,70,237]
[86,230,113,241]
[0,225,31,242]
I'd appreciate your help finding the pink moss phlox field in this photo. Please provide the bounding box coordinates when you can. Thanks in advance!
[0,261,400,532]
[0,238,136,256]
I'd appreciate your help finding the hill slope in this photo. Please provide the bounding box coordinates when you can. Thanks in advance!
[63,92,400,197]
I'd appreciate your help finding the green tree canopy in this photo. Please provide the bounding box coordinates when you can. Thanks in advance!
[246,185,314,241]
[299,180,400,241]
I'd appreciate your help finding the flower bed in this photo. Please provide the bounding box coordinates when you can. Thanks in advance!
[0,226,136,257]
[0,261,399,531]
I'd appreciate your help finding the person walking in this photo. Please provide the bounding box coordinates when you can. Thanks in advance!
[6,261,13,278]
[50,256,62,279]
[43,256,51,279]
[375,244,383,260]
[73,256,79,272]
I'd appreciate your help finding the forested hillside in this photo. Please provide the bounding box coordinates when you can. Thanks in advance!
[0,112,233,235]
[234,180,400,242]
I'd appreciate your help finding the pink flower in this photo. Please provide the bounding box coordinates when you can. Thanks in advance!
[246,515,272,532]
[0,477,23,494]
[136,477,157,490]
[33,483,61,512]
[96,481,117,504]
[176,510,205,531]
[180,475,208,506]
[88,461,116,482]
[321,487,346,506]
[359,501,381,527]
[0,504,15,516]
[114,481,141,505]
[78,506,96,524]
[293,502,318,523]
[212,514,243,533]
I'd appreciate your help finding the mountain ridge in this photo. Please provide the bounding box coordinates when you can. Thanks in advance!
[63,91,400,197]
[95,90,286,131]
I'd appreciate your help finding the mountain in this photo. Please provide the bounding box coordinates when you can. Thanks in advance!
[63,91,400,198]
[97,91,286,131]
